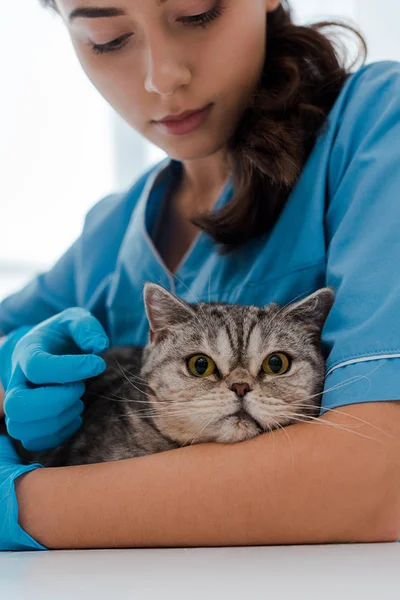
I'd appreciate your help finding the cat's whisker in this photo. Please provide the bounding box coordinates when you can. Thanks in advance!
[113,362,160,401]
[114,358,146,388]
[264,416,296,467]
[292,402,396,441]
[318,361,384,398]
[98,398,214,418]
[182,413,217,447]
[270,410,391,446]
[104,397,214,416]
[123,385,156,401]
[284,364,394,441]
[125,375,150,387]
[273,358,385,411]
[105,404,219,423]
[132,405,215,418]
[121,371,149,386]
[89,383,157,406]
[129,386,157,401]
[111,360,149,385]
[88,389,141,404]
[127,396,209,408]
[119,372,148,385]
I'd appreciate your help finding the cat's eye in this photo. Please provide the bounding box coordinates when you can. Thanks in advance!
[187,355,216,377]
[261,352,290,376]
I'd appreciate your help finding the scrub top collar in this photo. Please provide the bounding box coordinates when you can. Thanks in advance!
[141,156,234,291]
[106,156,234,316]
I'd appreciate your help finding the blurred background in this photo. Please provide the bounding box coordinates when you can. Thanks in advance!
[1,0,400,299]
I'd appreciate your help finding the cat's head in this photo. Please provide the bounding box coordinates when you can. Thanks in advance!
[140,283,335,445]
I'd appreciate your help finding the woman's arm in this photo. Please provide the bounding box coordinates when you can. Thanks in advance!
[15,401,399,548]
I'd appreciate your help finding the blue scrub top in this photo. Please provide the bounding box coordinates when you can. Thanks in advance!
[1,60,400,420]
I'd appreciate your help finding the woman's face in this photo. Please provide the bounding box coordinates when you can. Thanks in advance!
[56,0,280,161]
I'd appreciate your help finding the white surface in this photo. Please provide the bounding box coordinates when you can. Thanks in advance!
[1,544,399,599]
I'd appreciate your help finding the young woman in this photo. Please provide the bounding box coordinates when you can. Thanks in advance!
[1,0,400,551]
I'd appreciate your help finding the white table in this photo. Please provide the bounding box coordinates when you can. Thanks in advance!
[1,543,399,599]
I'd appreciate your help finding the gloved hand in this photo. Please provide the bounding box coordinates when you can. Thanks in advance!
[0,433,47,551]
[0,326,33,396]
[0,308,109,452]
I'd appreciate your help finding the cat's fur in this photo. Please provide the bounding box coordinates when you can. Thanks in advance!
[13,282,335,467]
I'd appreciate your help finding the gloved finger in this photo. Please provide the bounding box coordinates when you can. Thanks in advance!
[6,399,85,442]
[21,416,83,452]
[0,326,33,391]
[4,381,86,421]
[21,348,107,385]
[6,362,27,391]
[60,308,110,354]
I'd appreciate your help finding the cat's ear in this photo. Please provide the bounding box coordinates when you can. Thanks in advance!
[143,282,196,343]
[277,287,335,332]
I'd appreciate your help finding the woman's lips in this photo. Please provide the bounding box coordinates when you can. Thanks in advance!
[154,103,213,136]
[157,105,209,123]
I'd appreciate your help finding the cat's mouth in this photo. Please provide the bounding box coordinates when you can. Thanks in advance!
[229,408,264,431]
[232,408,251,419]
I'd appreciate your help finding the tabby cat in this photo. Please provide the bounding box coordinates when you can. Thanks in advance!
[13,282,335,467]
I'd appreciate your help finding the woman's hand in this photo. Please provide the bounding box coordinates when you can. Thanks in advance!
[0,433,47,551]
[0,327,33,420]
[0,308,109,452]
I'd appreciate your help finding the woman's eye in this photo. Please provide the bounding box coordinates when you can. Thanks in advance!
[180,3,225,28]
[261,353,291,376]
[187,355,216,377]
[90,34,132,55]
[90,3,225,55]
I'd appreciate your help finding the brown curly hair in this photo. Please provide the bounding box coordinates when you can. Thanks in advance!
[39,1,367,253]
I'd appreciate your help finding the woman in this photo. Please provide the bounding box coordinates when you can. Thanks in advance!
[1,0,400,550]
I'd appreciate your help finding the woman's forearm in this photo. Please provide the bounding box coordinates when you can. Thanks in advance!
[14,402,397,549]
[15,443,243,549]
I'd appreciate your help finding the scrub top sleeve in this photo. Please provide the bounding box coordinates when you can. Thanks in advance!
[0,237,80,336]
[320,61,400,416]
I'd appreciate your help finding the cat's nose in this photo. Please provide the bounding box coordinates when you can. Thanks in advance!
[230,382,251,398]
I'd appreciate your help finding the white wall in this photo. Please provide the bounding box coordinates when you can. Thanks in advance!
[1,0,399,299]
[0,2,110,296]
[0,2,162,298]
[291,0,400,62]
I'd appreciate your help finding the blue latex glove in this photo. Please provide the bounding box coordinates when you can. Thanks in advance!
[0,307,109,452]
[0,326,33,393]
[0,433,47,551]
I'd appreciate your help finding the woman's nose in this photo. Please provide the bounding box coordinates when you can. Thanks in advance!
[144,36,191,96]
